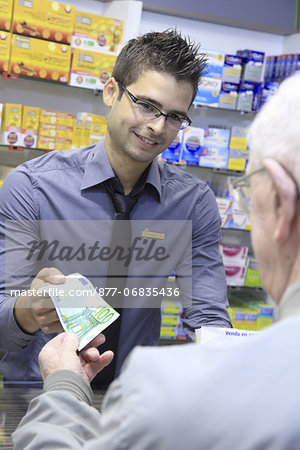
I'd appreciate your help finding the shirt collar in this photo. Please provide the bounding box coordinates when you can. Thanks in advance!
[80,139,162,201]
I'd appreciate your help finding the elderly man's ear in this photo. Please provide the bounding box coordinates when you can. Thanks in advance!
[264,158,297,244]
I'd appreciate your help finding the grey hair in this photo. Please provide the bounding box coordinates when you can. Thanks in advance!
[248,72,300,183]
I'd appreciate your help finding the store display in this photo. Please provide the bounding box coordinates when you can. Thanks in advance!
[0,103,22,146]
[12,0,75,44]
[20,105,40,148]
[72,10,123,54]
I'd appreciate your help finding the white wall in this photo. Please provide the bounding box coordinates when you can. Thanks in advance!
[140,10,284,56]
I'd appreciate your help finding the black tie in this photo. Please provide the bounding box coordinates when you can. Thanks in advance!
[91,168,149,389]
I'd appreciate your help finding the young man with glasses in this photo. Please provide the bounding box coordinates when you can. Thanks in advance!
[13,70,300,450]
[0,30,232,387]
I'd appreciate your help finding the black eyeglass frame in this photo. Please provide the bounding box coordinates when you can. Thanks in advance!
[116,80,192,130]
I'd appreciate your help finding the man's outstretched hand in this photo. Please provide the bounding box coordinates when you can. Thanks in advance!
[38,332,114,384]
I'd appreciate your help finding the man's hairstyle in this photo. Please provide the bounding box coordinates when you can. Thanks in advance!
[112,29,207,104]
[248,72,300,183]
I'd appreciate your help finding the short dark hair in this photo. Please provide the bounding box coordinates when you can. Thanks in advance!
[112,29,207,104]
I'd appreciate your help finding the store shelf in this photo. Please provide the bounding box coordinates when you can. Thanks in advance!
[0,145,46,167]
[193,102,257,116]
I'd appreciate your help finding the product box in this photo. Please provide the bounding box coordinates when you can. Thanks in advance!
[226,200,252,230]
[260,81,279,108]
[39,122,73,139]
[160,130,183,163]
[0,103,3,130]
[215,197,232,228]
[12,0,75,44]
[21,105,40,148]
[237,81,261,112]
[222,54,243,84]
[180,127,204,165]
[194,77,222,107]
[228,303,257,330]
[40,109,74,126]
[227,148,249,171]
[69,48,116,90]
[203,49,225,78]
[203,127,230,148]
[237,49,265,82]
[229,126,248,150]
[218,82,239,110]
[220,244,248,266]
[10,35,71,83]
[0,30,11,72]
[0,103,22,145]
[199,146,229,169]
[225,265,247,286]
[72,10,123,54]
[37,135,72,150]
[0,0,13,31]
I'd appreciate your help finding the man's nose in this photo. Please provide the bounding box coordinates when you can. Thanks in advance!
[146,115,167,134]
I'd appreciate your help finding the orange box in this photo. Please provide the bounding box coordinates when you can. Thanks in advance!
[0,31,11,72]
[72,10,123,54]
[21,105,40,148]
[0,0,13,32]
[69,48,116,90]
[10,35,71,83]
[12,0,75,44]
[39,122,73,139]
[37,135,72,150]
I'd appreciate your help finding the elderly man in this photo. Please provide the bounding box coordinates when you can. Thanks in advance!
[12,73,300,449]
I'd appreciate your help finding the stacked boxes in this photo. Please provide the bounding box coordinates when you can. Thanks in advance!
[0,30,10,72]
[160,299,186,341]
[227,126,249,171]
[160,130,183,163]
[12,0,75,44]
[37,109,74,150]
[72,10,123,54]
[237,49,265,83]
[220,243,248,287]
[194,50,225,107]
[199,127,230,169]
[180,127,204,165]
[10,35,71,83]
[229,294,274,331]
[21,105,40,148]
[68,48,116,89]
[73,112,107,148]
[0,0,13,32]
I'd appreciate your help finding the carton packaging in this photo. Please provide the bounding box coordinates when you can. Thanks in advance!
[220,244,248,266]
[222,54,243,84]
[203,127,230,148]
[194,50,224,107]
[0,0,13,31]
[10,35,71,83]
[72,10,123,54]
[218,82,239,110]
[0,103,22,145]
[21,105,40,148]
[0,30,11,72]
[199,146,229,169]
[237,49,265,83]
[12,0,75,44]
[180,127,204,165]
[227,148,249,171]
[160,130,183,163]
[237,81,261,112]
[229,126,248,150]
[69,48,116,90]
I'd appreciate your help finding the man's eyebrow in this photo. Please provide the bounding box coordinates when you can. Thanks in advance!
[137,94,187,117]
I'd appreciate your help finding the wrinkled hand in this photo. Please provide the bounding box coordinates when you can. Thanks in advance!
[15,267,65,334]
[38,332,114,384]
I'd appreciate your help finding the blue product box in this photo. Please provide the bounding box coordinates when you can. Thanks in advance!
[203,49,225,79]
[237,49,265,82]
[218,82,239,110]
[203,127,231,148]
[181,127,204,165]
[199,146,229,169]
[222,55,243,84]
[160,130,183,163]
[260,81,279,108]
[194,77,222,107]
[237,81,262,112]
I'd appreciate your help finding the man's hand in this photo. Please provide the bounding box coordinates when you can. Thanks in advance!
[14,267,65,334]
[38,332,114,384]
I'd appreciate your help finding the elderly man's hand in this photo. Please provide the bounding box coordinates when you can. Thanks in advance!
[38,332,114,384]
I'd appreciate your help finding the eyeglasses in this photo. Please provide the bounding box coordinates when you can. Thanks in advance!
[232,163,300,215]
[117,81,192,131]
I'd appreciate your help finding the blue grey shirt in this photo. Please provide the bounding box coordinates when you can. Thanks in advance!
[0,140,231,381]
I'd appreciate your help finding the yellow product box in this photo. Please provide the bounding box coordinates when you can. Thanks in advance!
[40,109,73,126]
[0,31,11,72]
[72,10,123,54]
[37,135,72,150]
[12,0,75,44]
[69,48,116,90]
[0,103,3,129]
[10,35,71,83]
[0,0,13,31]
[72,118,83,148]
[21,105,40,148]
[227,148,249,171]
[39,122,73,139]
[229,126,248,150]
[0,103,22,145]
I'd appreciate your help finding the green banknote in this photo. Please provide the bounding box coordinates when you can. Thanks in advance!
[42,273,120,350]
